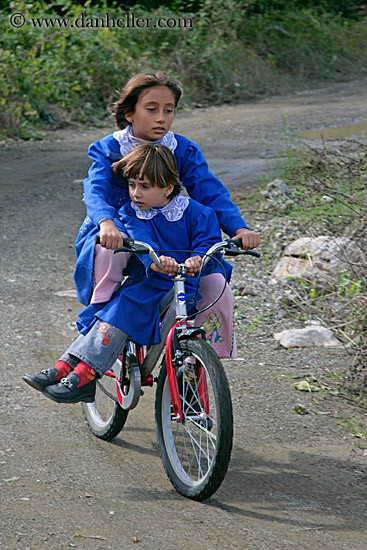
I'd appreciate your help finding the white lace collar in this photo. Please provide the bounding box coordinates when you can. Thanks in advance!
[131,194,189,221]
[113,125,177,157]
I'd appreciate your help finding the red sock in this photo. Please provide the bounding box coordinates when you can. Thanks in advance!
[54,360,73,380]
[73,361,96,387]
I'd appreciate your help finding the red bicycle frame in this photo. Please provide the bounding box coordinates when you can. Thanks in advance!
[103,321,209,419]
[165,320,209,422]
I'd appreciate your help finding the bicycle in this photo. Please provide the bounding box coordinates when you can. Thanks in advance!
[82,237,260,501]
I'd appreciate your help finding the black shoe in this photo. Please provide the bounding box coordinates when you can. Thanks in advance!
[22,368,59,392]
[42,372,96,404]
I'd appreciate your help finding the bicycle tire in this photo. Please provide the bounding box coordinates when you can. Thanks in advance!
[82,357,129,441]
[155,338,233,501]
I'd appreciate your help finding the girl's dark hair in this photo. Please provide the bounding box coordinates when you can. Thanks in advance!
[113,144,182,199]
[109,71,182,129]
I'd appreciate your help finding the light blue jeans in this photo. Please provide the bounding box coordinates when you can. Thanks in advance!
[59,321,128,377]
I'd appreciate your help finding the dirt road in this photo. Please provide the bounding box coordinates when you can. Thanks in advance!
[1,80,367,550]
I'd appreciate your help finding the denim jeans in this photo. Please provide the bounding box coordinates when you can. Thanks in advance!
[59,321,128,377]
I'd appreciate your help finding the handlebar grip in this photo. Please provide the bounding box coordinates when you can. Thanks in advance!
[96,235,137,253]
[96,236,133,246]
[243,250,261,258]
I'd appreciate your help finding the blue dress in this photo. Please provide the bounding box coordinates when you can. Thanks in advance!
[74,130,247,305]
[77,196,232,346]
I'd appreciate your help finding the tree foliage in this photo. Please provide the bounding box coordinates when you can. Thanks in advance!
[1,0,366,133]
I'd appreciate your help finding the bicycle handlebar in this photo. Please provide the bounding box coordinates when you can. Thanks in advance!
[96,235,260,269]
[96,235,260,273]
[225,238,261,258]
[109,236,260,268]
[95,235,163,269]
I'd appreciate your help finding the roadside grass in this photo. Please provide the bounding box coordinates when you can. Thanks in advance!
[335,412,367,441]
[235,138,367,406]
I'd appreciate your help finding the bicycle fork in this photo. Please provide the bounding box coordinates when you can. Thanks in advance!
[165,270,209,422]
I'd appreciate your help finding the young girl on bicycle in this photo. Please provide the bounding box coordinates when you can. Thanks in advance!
[23,144,232,404]
[74,71,259,359]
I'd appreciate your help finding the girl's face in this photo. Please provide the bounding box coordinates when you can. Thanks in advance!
[128,176,174,210]
[125,86,175,141]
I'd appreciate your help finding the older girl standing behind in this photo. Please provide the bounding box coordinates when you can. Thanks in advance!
[74,71,259,358]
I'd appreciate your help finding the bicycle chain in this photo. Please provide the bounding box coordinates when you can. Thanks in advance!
[96,379,118,403]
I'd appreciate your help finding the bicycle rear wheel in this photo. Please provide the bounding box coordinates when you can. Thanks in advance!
[82,357,128,441]
[155,338,233,501]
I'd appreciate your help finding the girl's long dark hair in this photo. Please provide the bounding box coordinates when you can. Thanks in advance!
[109,72,182,129]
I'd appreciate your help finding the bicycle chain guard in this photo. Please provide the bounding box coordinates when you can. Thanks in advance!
[115,353,141,410]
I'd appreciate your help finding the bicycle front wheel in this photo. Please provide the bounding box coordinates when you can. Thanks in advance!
[82,358,128,441]
[155,338,233,501]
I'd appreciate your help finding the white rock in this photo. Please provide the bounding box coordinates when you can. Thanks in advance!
[272,236,359,279]
[54,289,78,298]
[274,326,341,348]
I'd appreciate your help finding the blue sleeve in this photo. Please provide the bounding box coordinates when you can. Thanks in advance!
[189,206,221,258]
[176,136,248,236]
[83,136,122,226]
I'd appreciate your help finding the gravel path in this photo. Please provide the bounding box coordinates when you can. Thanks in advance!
[1,80,366,550]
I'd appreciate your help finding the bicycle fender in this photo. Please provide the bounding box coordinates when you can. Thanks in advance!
[116,352,141,410]
[177,327,206,341]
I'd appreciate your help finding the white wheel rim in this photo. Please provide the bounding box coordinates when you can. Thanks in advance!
[85,374,117,427]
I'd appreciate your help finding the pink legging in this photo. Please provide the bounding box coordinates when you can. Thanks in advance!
[91,244,235,358]
[91,237,131,304]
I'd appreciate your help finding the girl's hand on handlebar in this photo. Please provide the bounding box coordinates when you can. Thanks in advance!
[185,255,202,276]
[234,228,260,250]
[99,219,124,249]
[151,255,178,276]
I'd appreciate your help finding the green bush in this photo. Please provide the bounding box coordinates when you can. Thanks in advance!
[1,0,367,133]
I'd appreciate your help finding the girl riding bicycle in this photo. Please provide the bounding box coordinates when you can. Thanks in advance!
[23,144,232,404]
[74,70,259,359]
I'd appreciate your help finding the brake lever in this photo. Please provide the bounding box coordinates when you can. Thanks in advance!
[225,238,261,258]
